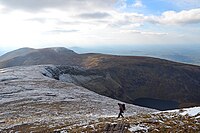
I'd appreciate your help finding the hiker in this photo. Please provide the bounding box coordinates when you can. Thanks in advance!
[117,103,125,118]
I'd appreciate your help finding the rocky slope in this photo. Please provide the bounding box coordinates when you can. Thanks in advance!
[65,106,200,133]
[0,65,156,132]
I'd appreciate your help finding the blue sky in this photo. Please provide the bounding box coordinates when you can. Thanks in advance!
[118,0,176,14]
[122,0,200,13]
[0,0,199,50]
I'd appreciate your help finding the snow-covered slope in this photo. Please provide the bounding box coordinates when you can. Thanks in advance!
[0,65,156,132]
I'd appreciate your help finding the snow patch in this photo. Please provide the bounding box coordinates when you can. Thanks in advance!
[180,107,200,116]
[156,106,200,116]
[129,124,148,132]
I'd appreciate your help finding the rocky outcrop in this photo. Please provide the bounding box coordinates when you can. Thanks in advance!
[103,123,130,133]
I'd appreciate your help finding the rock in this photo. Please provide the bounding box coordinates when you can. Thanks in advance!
[103,123,129,133]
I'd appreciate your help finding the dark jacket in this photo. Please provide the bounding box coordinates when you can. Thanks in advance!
[118,103,124,113]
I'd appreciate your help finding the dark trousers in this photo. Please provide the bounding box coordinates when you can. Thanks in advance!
[118,110,124,118]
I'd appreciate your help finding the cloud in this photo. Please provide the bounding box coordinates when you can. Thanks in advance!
[108,8,200,28]
[116,0,127,9]
[117,0,145,10]
[25,18,56,23]
[146,8,200,25]
[108,12,145,28]
[48,29,79,33]
[0,0,199,47]
[78,12,111,19]
[0,0,116,11]
[133,0,144,8]
[121,30,168,35]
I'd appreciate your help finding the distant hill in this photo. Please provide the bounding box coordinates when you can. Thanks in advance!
[0,48,36,62]
[0,47,80,68]
[1,47,200,110]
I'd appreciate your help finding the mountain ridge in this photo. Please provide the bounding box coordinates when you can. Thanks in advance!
[1,47,200,110]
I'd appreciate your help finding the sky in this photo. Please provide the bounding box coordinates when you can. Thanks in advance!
[0,0,200,51]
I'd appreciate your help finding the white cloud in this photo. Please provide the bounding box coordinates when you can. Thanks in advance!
[77,12,111,19]
[0,0,116,12]
[146,8,200,25]
[0,0,199,49]
[108,12,144,28]
[121,30,168,35]
[48,29,79,34]
[117,0,127,9]
[133,0,144,8]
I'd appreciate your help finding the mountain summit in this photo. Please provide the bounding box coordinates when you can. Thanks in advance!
[0,47,79,68]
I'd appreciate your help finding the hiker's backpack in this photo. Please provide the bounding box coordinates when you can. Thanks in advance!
[122,104,126,111]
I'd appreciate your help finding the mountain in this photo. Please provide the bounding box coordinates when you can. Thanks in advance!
[0,65,156,132]
[0,47,200,110]
[0,47,35,62]
[1,65,199,132]
[0,47,80,68]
